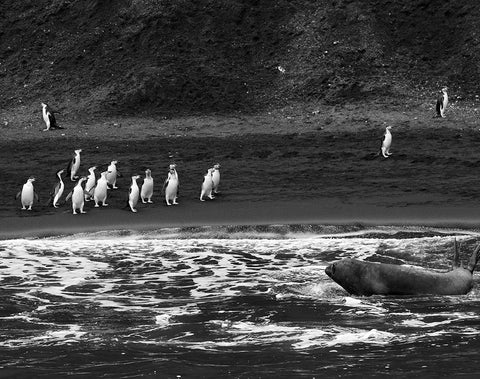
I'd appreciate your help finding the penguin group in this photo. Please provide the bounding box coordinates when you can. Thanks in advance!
[16,147,222,214]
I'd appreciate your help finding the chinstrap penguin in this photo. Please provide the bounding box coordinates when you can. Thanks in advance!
[141,169,154,203]
[16,177,39,210]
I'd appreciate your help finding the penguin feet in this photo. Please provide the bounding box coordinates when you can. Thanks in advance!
[200,198,205,201]
[21,207,26,210]
[130,208,137,213]
[142,199,147,204]
[28,207,33,211]
[102,203,109,207]
[81,210,86,214]
[173,201,179,205]
[147,200,153,203]
[94,204,100,208]
[208,195,215,200]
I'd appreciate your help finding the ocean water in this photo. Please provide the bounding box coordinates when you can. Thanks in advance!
[0,225,479,378]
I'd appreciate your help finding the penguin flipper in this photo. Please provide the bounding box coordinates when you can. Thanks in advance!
[48,113,57,129]
[65,191,73,201]
[15,191,21,200]
[162,178,169,191]
[34,192,39,203]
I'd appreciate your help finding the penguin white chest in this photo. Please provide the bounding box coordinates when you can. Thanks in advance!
[42,109,50,127]
[383,132,392,149]
[202,175,213,192]
[212,170,220,187]
[165,176,178,199]
[72,186,84,206]
[107,166,117,184]
[22,183,34,204]
[141,178,154,197]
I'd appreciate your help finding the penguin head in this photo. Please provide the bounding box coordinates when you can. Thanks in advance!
[27,176,36,183]
[386,126,392,131]
[145,168,151,175]
[89,166,97,171]
[74,149,82,154]
[56,169,65,176]
[132,175,140,180]
[110,160,118,165]
[213,163,221,169]
[41,103,47,108]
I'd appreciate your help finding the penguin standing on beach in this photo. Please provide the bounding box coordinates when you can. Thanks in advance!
[163,164,179,206]
[94,171,110,207]
[436,87,449,118]
[127,175,141,212]
[200,168,215,201]
[66,149,82,181]
[66,177,87,215]
[47,169,65,208]
[212,163,221,194]
[41,103,62,131]
[106,160,120,189]
[141,169,154,203]
[84,166,97,201]
[380,126,393,158]
[16,177,39,210]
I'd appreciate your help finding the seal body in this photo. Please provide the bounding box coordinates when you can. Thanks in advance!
[200,168,215,201]
[17,177,38,210]
[325,257,476,296]
[381,126,392,158]
[212,163,221,194]
[164,164,179,205]
[141,169,154,203]
[84,166,97,201]
[67,149,82,181]
[436,87,448,118]
[69,177,87,214]
[94,171,109,207]
[128,175,140,212]
[106,161,119,189]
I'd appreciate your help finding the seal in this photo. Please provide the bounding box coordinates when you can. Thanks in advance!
[47,169,65,208]
[140,169,154,204]
[66,149,82,181]
[436,87,448,118]
[41,103,63,131]
[325,241,480,296]
[163,164,179,206]
[380,126,392,158]
[127,175,141,212]
[106,160,120,189]
[84,166,97,201]
[212,163,221,194]
[66,177,87,214]
[16,177,39,210]
[200,168,215,201]
[93,171,110,207]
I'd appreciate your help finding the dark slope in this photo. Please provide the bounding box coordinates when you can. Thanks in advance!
[0,0,479,117]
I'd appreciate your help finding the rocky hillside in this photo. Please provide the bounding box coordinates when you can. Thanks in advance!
[1,0,479,118]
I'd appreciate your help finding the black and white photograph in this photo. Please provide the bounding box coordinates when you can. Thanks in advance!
[0,1,479,377]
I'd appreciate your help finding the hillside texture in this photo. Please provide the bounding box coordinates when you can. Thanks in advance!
[1,0,479,119]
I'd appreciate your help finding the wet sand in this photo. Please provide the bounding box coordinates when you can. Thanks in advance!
[1,199,480,239]
[2,103,480,238]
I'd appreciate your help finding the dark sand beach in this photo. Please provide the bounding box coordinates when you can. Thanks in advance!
[2,102,480,238]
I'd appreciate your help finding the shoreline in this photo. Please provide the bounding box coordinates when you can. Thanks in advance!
[2,199,480,239]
